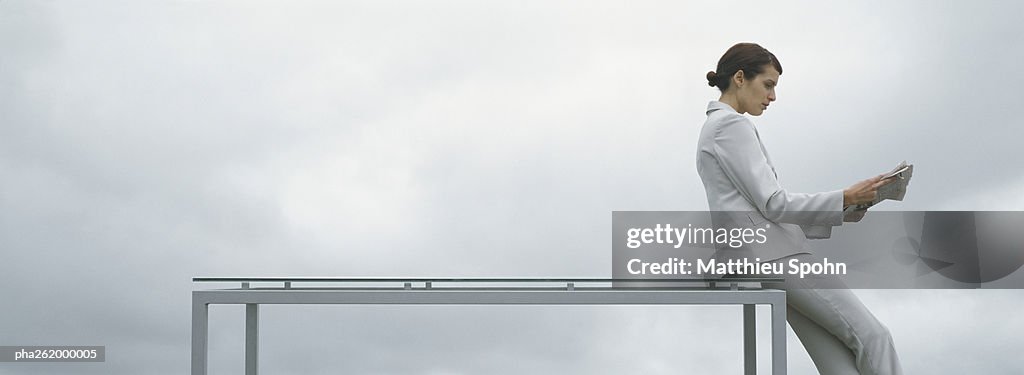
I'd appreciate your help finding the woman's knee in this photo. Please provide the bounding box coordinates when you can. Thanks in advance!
[860,321,896,350]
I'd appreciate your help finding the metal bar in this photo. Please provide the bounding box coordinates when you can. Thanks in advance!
[245,304,259,375]
[193,289,784,306]
[771,296,787,375]
[191,292,209,375]
[193,277,784,283]
[744,304,756,375]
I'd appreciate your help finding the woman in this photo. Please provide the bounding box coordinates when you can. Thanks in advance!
[697,43,903,375]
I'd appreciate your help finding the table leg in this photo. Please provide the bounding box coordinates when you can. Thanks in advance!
[771,298,787,375]
[191,293,208,375]
[744,304,756,375]
[246,303,259,375]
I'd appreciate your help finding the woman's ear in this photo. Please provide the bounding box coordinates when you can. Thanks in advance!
[733,70,745,88]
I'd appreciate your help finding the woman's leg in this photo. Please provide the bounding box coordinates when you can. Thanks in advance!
[764,254,903,375]
[787,303,858,375]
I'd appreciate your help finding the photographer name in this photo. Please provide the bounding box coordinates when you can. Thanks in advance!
[626,257,847,279]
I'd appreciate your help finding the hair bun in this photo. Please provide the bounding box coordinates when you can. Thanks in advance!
[706,71,718,87]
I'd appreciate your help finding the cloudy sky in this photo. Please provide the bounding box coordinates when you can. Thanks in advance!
[3,0,1024,374]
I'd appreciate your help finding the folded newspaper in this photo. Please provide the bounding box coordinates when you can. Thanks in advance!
[845,160,914,212]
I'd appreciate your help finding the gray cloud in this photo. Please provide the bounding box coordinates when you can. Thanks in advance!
[2,1,1023,374]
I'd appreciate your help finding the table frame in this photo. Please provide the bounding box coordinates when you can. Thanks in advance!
[191,278,786,375]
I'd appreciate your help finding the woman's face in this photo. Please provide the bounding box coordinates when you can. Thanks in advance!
[733,65,779,116]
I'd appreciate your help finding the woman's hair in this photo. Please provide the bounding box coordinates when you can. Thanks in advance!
[706,43,782,92]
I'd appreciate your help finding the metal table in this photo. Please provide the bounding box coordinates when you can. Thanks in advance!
[191,278,787,374]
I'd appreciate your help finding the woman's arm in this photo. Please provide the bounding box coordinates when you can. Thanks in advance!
[712,114,844,226]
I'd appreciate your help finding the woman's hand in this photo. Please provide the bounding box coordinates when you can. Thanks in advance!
[843,174,894,207]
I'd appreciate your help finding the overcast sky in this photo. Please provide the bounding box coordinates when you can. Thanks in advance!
[3,1,1024,374]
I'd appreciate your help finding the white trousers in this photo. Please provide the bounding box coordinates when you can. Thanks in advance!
[760,253,904,375]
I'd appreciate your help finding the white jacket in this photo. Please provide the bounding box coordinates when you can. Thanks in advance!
[696,100,844,262]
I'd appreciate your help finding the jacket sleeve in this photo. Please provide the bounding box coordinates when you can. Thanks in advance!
[800,224,833,239]
[712,114,844,227]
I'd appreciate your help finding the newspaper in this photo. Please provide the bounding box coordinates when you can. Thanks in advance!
[845,160,914,212]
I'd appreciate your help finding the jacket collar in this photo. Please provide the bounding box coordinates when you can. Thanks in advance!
[706,100,738,115]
